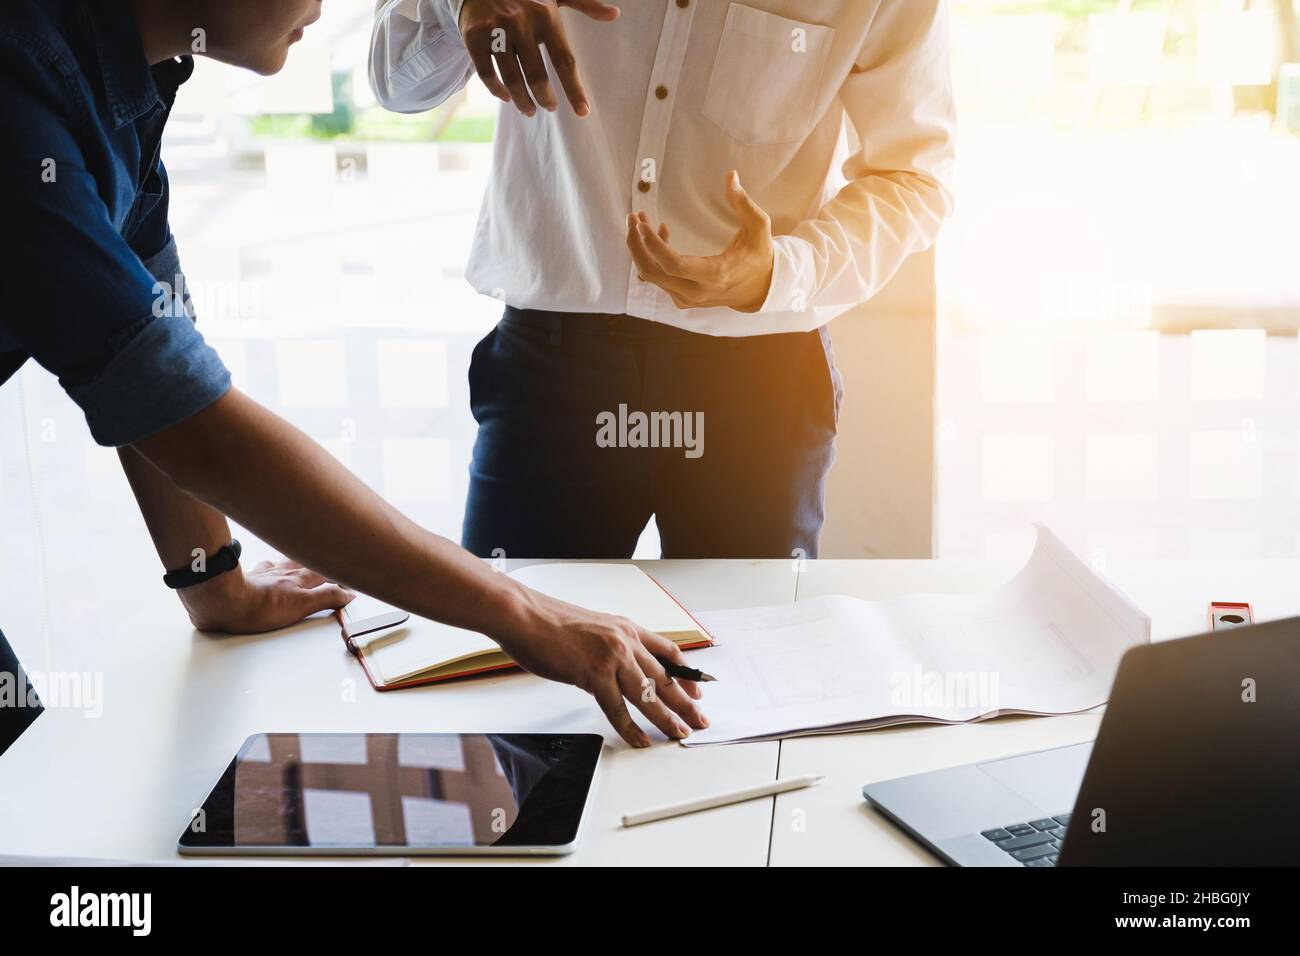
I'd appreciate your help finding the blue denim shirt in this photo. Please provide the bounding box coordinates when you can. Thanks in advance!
[0,0,230,447]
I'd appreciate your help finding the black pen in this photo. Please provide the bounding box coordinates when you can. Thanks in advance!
[655,656,717,683]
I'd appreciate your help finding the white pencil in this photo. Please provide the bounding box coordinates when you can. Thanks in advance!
[620,774,826,828]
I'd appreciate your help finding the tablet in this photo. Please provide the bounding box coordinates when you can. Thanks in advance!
[178,733,603,856]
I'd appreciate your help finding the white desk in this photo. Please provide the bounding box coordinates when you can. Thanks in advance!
[3,554,1297,866]
[0,558,792,867]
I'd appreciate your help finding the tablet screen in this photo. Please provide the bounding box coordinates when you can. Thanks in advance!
[179,733,602,854]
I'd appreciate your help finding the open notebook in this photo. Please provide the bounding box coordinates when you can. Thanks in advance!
[337,564,712,691]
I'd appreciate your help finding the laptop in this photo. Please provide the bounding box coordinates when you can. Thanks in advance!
[863,615,1300,866]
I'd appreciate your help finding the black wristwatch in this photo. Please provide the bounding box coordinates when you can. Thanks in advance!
[163,540,242,590]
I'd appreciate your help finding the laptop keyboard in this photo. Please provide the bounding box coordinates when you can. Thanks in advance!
[980,814,1071,866]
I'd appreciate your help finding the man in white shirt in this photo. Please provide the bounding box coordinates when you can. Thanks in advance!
[370,0,956,559]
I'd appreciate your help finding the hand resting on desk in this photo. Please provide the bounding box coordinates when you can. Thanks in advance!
[178,557,357,635]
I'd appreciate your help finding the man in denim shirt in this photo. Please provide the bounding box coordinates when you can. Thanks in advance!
[0,0,709,748]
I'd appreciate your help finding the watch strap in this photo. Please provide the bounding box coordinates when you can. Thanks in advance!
[163,540,242,590]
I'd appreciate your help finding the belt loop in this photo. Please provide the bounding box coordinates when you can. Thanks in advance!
[550,313,563,347]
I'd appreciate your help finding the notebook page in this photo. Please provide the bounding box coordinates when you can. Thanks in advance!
[508,564,703,636]
[345,595,499,686]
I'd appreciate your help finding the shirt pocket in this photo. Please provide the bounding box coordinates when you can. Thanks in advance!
[701,3,836,147]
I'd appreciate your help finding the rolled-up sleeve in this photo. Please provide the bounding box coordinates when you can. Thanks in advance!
[65,306,230,447]
[370,0,475,114]
[0,71,230,447]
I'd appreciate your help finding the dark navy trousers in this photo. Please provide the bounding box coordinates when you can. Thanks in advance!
[461,307,842,560]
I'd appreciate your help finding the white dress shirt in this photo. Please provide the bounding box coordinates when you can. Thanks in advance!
[370,0,956,337]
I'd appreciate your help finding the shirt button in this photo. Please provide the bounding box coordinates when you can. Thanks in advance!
[638,181,652,193]
[655,85,669,100]
[676,0,689,7]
